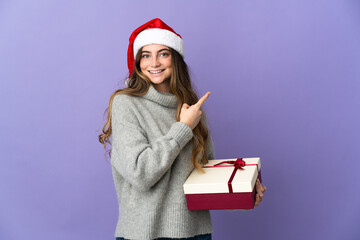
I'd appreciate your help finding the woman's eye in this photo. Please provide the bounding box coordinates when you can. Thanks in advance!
[160,52,169,57]
[142,54,150,58]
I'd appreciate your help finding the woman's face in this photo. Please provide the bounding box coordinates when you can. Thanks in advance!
[140,44,172,92]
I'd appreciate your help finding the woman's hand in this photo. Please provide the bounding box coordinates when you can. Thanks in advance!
[180,92,210,130]
[254,179,267,207]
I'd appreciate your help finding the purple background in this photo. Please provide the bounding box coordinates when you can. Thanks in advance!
[1,1,359,239]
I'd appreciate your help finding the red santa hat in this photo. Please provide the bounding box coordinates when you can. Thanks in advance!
[127,18,185,77]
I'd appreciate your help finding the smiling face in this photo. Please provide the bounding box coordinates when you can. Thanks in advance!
[140,44,172,92]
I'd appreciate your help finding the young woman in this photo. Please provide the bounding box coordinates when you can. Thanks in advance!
[99,18,266,240]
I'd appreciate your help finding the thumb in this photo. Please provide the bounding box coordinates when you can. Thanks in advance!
[182,103,190,109]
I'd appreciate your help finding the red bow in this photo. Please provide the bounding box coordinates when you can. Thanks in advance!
[214,158,246,170]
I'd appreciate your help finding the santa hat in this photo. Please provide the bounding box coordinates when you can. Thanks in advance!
[127,18,184,77]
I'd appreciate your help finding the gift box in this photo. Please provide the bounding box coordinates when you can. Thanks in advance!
[183,158,262,210]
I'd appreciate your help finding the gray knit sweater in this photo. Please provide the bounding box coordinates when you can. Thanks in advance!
[110,84,214,240]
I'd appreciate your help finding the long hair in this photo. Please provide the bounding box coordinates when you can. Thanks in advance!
[98,47,209,172]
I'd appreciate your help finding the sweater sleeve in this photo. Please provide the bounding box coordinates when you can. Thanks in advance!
[110,95,194,191]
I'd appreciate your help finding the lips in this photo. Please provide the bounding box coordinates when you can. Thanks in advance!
[148,69,165,74]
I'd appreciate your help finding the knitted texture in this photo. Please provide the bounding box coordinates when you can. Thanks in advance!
[111,85,214,240]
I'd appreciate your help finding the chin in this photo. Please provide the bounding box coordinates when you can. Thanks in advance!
[150,76,170,84]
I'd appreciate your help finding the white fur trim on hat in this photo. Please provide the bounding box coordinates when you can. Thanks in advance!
[133,28,185,58]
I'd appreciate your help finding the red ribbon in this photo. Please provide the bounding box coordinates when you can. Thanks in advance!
[203,158,258,193]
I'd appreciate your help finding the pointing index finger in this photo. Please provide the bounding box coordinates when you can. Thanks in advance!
[195,92,211,108]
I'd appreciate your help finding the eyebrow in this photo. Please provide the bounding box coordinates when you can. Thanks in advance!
[141,48,170,54]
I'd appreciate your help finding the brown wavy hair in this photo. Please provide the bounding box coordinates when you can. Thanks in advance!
[98,47,209,172]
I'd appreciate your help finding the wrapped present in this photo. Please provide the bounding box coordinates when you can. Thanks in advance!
[183,158,262,210]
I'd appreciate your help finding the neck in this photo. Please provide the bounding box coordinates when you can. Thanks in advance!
[152,80,170,93]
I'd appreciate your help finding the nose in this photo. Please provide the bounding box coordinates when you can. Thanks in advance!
[150,56,161,68]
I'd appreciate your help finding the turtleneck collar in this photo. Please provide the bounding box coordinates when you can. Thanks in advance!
[143,84,178,108]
